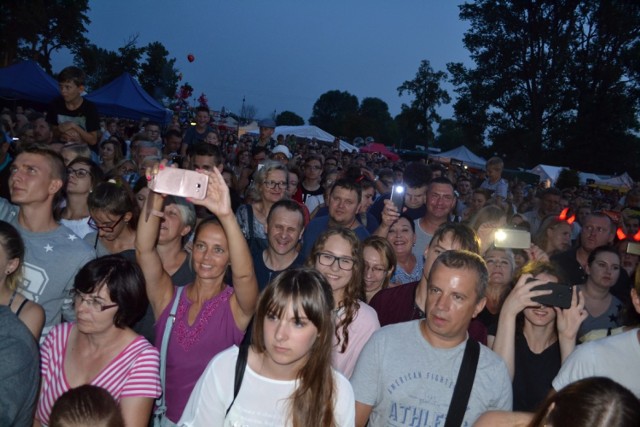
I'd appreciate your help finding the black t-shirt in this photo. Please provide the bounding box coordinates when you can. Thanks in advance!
[369,193,426,224]
[46,96,100,132]
[251,248,305,291]
[512,332,561,411]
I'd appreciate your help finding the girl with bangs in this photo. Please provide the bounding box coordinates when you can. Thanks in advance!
[180,268,355,426]
[306,227,380,378]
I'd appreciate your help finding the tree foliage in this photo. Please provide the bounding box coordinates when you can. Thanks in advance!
[139,42,179,102]
[74,37,178,102]
[276,111,305,126]
[449,0,640,174]
[1,0,90,72]
[309,90,359,137]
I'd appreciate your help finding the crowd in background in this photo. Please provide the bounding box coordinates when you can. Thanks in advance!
[1,66,640,427]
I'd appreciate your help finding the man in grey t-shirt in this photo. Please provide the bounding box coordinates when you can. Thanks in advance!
[0,145,95,338]
[351,250,512,427]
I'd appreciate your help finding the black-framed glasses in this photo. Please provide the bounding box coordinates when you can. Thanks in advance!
[263,180,287,189]
[67,167,91,178]
[71,290,118,312]
[316,252,355,271]
[88,214,125,233]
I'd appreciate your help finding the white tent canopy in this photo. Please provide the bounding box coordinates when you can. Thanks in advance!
[245,124,358,152]
[434,145,487,169]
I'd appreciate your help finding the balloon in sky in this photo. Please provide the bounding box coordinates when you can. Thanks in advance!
[187,54,195,63]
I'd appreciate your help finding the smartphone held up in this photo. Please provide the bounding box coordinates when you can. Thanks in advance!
[390,185,405,213]
[148,167,208,200]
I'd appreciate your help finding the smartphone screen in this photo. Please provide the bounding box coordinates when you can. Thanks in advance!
[390,185,405,212]
[494,228,531,249]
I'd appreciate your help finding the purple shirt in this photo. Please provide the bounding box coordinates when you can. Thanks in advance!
[155,285,244,422]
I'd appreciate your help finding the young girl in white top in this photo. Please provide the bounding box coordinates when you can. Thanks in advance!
[179,267,355,427]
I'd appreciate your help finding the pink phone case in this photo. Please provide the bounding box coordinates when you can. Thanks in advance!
[149,167,208,200]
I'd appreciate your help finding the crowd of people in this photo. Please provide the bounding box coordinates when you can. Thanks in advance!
[1,65,640,427]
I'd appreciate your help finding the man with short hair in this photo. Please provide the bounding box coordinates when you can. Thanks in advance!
[31,115,54,145]
[162,129,184,164]
[522,187,563,234]
[370,162,430,222]
[132,140,162,169]
[186,142,223,172]
[252,200,306,290]
[455,176,473,215]
[301,178,369,257]
[255,118,276,149]
[0,145,95,338]
[551,212,630,302]
[380,177,456,259]
[145,121,163,144]
[352,250,512,427]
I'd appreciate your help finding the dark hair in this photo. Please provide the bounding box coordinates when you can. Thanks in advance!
[528,377,640,427]
[267,199,304,227]
[0,220,25,291]
[195,106,209,115]
[49,385,124,427]
[430,223,481,254]
[587,245,620,266]
[68,157,104,190]
[73,255,148,328]
[429,250,488,301]
[88,180,138,231]
[428,176,455,188]
[403,162,431,189]
[164,129,182,140]
[187,142,222,166]
[390,214,415,233]
[252,267,336,427]
[57,66,86,86]
[330,178,362,204]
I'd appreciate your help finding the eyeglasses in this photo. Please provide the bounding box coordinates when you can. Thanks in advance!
[263,180,287,189]
[364,263,387,275]
[67,167,91,178]
[71,290,118,312]
[306,165,322,171]
[88,214,126,233]
[316,252,355,271]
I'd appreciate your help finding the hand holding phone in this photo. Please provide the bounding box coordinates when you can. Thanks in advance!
[525,278,573,309]
[148,166,208,200]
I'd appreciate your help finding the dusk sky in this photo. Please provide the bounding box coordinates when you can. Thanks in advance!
[52,0,472,123]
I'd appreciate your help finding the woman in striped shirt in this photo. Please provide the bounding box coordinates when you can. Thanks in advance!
[35,255,161,427]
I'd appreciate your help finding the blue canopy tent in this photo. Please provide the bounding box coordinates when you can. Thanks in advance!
[0,60,59,104]
[85,73,171,124]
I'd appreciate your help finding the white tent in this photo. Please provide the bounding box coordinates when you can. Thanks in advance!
[595,173,635,190]
[435,145,487,169]
[529,164,567,185]
[246,125,358,152]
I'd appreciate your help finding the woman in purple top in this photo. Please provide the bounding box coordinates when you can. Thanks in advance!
[136,165,258,423]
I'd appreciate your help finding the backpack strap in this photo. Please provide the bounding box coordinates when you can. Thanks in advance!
[225,317,254,417]
[444,338,480,427]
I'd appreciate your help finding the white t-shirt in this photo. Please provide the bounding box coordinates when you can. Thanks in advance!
[179,345,355,427]
[553,328,640,397]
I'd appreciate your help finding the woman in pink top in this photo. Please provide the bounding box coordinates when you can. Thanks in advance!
[136,166,258,422]
[35,255,161,427]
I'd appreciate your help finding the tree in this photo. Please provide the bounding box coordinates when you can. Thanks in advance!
[396,60,451,148]
[449,1,640,173]
[309,90,359,136]
[73,36,145,90]
[353,97,396,144]
[555,169,580,190]
[1,0,90,72]
[276,111,304,126]
[139,42,179,102]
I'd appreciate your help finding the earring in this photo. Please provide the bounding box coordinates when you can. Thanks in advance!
[5,270,10,274]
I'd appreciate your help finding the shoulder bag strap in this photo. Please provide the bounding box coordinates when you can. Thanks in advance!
[246,204,255,241]
[444,338,480,427]
[225,316,254,417]
[155,286,184,415]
